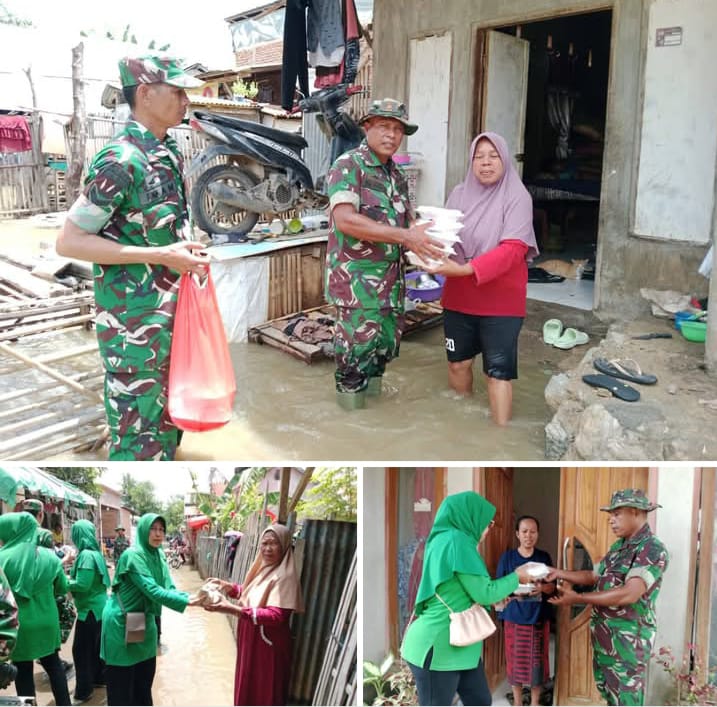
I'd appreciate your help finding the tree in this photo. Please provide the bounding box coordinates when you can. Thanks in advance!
[121,474,161,517]
[162,496,185,536]
[78,23,171,52]
[295,467,357,521]
[44,467,102,497]
[0,2,32,26]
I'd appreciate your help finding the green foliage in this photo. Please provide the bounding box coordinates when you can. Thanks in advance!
[120,474,161,517]
[363,654,416,706]
[78,23,171,51]
[0,2,32,26]
[162,496,185,535]
[653,644,717,705]
[231,79,259,100]
[296,467,357,521]
[45,467,101,497]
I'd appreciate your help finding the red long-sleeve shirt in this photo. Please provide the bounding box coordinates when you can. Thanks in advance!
[441,239,529,317]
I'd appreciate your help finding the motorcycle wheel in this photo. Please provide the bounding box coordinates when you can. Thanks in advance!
[191,164,260,236]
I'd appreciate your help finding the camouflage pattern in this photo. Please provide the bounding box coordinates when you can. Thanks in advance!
[600,488,661,513]
[334,306,404,392]
[118,56,203,88]
[105,369,178,460]
[359,97,418,135]
[326,140,412,311]
[56,595,76,644]
[113,533,130,562]
[67,119,189,460]
[0,566,18,662]
[590,523,669,706]
[21,498,43,515]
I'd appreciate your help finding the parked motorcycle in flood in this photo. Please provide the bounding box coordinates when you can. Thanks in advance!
[188,84,364,243]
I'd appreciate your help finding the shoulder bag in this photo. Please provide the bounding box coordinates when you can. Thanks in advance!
[434,591,496,647]
[116,591,146,644]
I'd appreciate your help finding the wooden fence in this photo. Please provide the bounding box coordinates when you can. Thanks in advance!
[0,113,48,218]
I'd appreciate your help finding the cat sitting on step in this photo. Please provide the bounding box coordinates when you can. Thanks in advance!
[535,258,588,280]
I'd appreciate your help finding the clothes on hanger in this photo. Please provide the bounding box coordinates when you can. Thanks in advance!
[281,0,311,110]
[0,115,32,153]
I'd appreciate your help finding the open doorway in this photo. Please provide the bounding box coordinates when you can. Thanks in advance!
[481,468,561,705]
[475,10,612,311]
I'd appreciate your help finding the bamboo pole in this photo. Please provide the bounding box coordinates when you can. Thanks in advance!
[0,382,103,420]
[0,313,94,341]
[0,341,103,403]
[0,371,101,404]
[4,426,106,461]
[287,467,315,515]
[278,467,291,524]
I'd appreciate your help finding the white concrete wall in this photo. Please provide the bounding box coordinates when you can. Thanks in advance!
[634,0,717,244]
[445,467,474,496]
[363,467,388,664]
[647,467,697,705]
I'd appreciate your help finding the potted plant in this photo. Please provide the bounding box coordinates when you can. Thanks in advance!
[231,79,259,103]
[653,644,717,705]
[363,653,417,706]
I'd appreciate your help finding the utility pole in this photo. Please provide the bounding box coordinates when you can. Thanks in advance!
[66,42,87,204]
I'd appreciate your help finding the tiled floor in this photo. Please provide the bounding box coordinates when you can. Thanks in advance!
[527,277,594,311]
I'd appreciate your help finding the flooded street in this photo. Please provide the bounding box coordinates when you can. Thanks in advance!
[0,564,236,706]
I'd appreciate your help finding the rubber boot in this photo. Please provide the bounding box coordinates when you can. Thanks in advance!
[366,376,383,396]
[336,390,366,410]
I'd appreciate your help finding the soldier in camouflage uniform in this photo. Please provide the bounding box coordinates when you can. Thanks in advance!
[57,56,208,461]
[113,525,130,563]
[547,489,669,706]
[0,565,19,689]
[326,98,445,410]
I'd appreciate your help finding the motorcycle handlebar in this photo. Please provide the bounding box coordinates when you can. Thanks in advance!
[298,84,364,113]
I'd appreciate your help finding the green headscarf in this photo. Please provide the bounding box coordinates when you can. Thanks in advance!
[37,528,54,548]
[114,513,171,590]
[0,512,60,599]
[71,520,110,588]
[413,492,495,614]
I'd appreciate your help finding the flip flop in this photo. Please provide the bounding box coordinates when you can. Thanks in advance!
[593,358,657,385]
[582,374,640,402]
[553,327,589,350]
[543,319,563,345]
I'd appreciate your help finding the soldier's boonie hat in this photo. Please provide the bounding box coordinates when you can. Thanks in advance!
[22,498,43,513]
[115,525,125,531]
[600,488,661,512]
[359,98,418,136]
[118,56,203,89]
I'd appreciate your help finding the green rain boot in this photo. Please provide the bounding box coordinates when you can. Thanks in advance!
[366,376,383,396]
[336,390,366,410]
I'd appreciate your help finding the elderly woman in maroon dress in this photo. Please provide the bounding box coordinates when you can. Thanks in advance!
[205,524,304,706]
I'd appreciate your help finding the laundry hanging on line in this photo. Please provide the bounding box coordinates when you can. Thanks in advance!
[281,0,362,110]
[0,115,32,153]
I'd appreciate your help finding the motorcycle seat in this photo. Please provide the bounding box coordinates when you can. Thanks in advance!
[194,110,308,149]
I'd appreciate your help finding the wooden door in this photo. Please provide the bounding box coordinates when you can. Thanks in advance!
[555,467,650,705]
[407,33,452,206]
[476,467,514,690]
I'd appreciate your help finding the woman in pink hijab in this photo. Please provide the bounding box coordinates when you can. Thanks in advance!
[431,132,538,425]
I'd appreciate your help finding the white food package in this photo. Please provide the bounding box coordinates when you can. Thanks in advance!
[522,562,550,580]
[194,579,224,606]
[513,583,537,595]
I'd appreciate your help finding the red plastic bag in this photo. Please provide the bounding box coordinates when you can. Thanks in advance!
[168,269,236,432]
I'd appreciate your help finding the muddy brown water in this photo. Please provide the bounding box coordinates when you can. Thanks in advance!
[0,564,236,706]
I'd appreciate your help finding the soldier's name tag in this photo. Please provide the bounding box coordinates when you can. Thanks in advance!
[139,170,177,206]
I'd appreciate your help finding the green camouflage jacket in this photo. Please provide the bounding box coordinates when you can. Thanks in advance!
[0,566,18,661]
[67,120,189,373]
[326,141,412,310]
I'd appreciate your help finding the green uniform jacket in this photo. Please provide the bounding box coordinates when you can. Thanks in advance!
[401,571,518,670]
[68,565,108,622]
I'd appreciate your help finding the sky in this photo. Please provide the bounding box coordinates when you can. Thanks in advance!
[98,464,235,502]
[5,0,245,68]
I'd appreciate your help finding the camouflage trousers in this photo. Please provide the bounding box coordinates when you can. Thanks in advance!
[333,306,404,393]
[591,619,653,706]
[104,369,179,461]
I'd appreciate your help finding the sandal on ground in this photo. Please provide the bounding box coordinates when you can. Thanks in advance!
[593,357,657,385]
[553,327,589,350]
[582,374,640,402]
[543,318,563,345]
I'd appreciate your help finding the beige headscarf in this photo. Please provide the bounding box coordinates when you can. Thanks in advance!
[238,524,304,612]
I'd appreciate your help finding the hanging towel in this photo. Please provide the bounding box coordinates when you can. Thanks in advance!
[0,115,32,153]
[308,0,345,68]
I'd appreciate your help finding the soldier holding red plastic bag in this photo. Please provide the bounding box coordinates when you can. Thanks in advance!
[57,56,208,461]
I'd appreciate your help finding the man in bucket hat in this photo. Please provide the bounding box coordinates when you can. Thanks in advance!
[57,56,208,461]
[326,98,445,410]
[546,489,669,706]
[112,525,130,563]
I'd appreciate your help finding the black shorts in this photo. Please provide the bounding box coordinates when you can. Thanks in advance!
[443,310,523,380]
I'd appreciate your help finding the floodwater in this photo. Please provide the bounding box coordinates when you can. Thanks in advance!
[1,564,236,706]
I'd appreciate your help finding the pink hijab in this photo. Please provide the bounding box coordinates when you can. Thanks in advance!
[446,132,538,263]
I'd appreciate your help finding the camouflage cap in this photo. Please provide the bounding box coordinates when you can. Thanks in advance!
[22,498,43,514]
[118,56,204,89]
[600,488,661,512]
[359,98,418,136]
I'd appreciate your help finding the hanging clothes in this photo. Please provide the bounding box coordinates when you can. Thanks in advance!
[281,0,310,110]
[0,115,32,153]
[307,0,345,68]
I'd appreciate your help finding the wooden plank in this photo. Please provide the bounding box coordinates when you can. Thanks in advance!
[0,312,93,341]
[0,260,71,298]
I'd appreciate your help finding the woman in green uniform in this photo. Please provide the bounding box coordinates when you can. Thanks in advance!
[0,512,71,705]
[101,513,197,706]
[401,492,533,706]
[68,519,111,702]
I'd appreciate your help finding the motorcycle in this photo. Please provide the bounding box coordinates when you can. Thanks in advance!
[187,83,364,243]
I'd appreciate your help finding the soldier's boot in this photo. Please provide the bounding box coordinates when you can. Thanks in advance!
[366,376,383,396]
[336,390,366,410]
